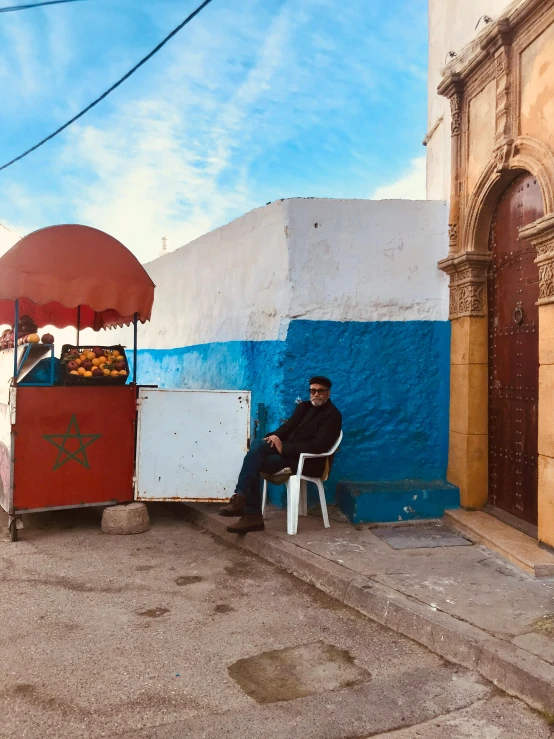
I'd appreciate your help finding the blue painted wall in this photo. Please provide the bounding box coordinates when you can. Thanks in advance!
[131,319,451,506]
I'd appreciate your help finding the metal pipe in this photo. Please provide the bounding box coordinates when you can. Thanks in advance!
[13,299,19,382]
[133,312,138,385]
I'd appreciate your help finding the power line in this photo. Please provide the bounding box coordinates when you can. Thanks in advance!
[0,0,87,13]
[0,0,215,172]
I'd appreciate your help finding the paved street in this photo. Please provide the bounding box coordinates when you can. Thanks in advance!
[0,506,551,738]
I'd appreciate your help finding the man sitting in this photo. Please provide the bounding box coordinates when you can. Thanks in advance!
[219,376,342,534]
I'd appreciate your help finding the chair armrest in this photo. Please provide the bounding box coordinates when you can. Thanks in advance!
[297,449,334,475]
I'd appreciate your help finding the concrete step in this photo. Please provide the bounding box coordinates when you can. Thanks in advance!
[336,479,460,524]
[445,509,554,577]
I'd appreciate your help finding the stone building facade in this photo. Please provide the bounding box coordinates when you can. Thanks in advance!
[428,0,554,546]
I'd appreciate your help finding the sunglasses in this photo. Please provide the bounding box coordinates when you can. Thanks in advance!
[309,387,329,395]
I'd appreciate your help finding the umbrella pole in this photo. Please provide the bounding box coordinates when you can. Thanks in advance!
[133,312,138,385]
[76,306,81,346]
[13,299,18,383]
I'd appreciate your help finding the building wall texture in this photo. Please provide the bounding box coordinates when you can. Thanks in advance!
[430,0,554,546]
[426,0,524,200]
[130,198,450,503]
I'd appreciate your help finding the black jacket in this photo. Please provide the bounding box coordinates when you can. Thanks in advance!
[269,400,342,477]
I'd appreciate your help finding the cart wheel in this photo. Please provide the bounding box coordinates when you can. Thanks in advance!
[8,518,18,542]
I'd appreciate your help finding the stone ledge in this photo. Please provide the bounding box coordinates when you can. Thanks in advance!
[445,509,554,577]
[336,479,460,524]
[180,502,554,714]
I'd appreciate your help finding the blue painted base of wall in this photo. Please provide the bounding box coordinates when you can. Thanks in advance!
[131,319,451,510]
[336,480,460,524]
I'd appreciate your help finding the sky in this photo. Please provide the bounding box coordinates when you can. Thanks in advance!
[0,0,429,263]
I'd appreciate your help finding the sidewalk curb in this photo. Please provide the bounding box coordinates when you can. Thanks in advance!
[181,503,554,714]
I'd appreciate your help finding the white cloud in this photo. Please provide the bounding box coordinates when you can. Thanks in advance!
[371,156,427,200]
[52,0,339,263]
[0,0,429,263]
[0,223,22,257]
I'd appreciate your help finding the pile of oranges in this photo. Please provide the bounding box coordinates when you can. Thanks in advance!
[64,347,127,379]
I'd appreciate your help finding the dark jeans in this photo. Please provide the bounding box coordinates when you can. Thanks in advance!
[236,439,290,515]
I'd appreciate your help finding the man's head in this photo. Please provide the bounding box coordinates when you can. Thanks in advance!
[309,376,332,407]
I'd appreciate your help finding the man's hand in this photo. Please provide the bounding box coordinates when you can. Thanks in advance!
[265,435,283,454]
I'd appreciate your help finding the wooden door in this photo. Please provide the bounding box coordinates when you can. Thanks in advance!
[488,173,544,525]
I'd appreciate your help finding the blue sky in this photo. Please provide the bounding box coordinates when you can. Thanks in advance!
[0,0,428,262]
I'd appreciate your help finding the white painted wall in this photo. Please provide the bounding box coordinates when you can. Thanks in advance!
[426,0,524,200]
[139,200,290,349]
[132,198,449,351]
[0,199,450,353]
[285,199,449,323]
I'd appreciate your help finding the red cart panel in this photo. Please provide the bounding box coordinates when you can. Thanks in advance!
[13,386,136,511]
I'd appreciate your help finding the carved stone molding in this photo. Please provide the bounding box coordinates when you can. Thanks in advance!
[460,136,554,257]
[438,252,491,319]
[494,44,511,144]
[450,93,462,136]
[448,223,458,253]
[519,213,554,305]
[493,139,513,172]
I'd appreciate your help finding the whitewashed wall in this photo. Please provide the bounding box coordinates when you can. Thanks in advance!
[427,0,523,200]
[139,201,289,349]
[129,198,449,351]
[285,199,449,325]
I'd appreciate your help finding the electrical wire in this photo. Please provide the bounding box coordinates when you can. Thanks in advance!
[0,0,87,13]
[0,0,215,171]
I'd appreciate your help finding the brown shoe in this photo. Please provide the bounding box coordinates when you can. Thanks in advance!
[218,493,246,517]
[226,514,265,534]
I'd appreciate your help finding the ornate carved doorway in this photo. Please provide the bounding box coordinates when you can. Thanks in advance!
[488,173,544,525]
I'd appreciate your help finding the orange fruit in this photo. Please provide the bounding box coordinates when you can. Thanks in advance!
[75,358,82,366]
[79,354,87,362]
[98,356,107,364]
[113,350,120,357]
[92,358,101,367]
[119,370,127,376]
[77,367,86,376]
[110,370,119,377]
[84,370,93,377]
[85,351,95,360]
[103,369,111,376]
[70,370,79,375]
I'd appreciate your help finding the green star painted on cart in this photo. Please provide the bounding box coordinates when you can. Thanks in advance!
[43,415,102,470]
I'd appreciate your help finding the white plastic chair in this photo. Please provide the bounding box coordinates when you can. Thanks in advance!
[261,431,343,536]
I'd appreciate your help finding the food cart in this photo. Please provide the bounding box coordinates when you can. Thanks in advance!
[0,224,154,541]
[0,224,252,542]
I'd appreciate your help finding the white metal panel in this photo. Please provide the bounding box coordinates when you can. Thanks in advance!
[135,389,251,502]
[0,389,14,514]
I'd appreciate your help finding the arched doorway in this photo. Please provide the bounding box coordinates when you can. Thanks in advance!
[488,172,544,526]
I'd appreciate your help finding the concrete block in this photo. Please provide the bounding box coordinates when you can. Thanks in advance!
[101,502,150,535]
[336,480,460,524]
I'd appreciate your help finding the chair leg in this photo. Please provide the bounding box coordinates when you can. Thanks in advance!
[317,480,330,528]
[300,480,308,516]
[287,476,300,535]
[261,479,267,515]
